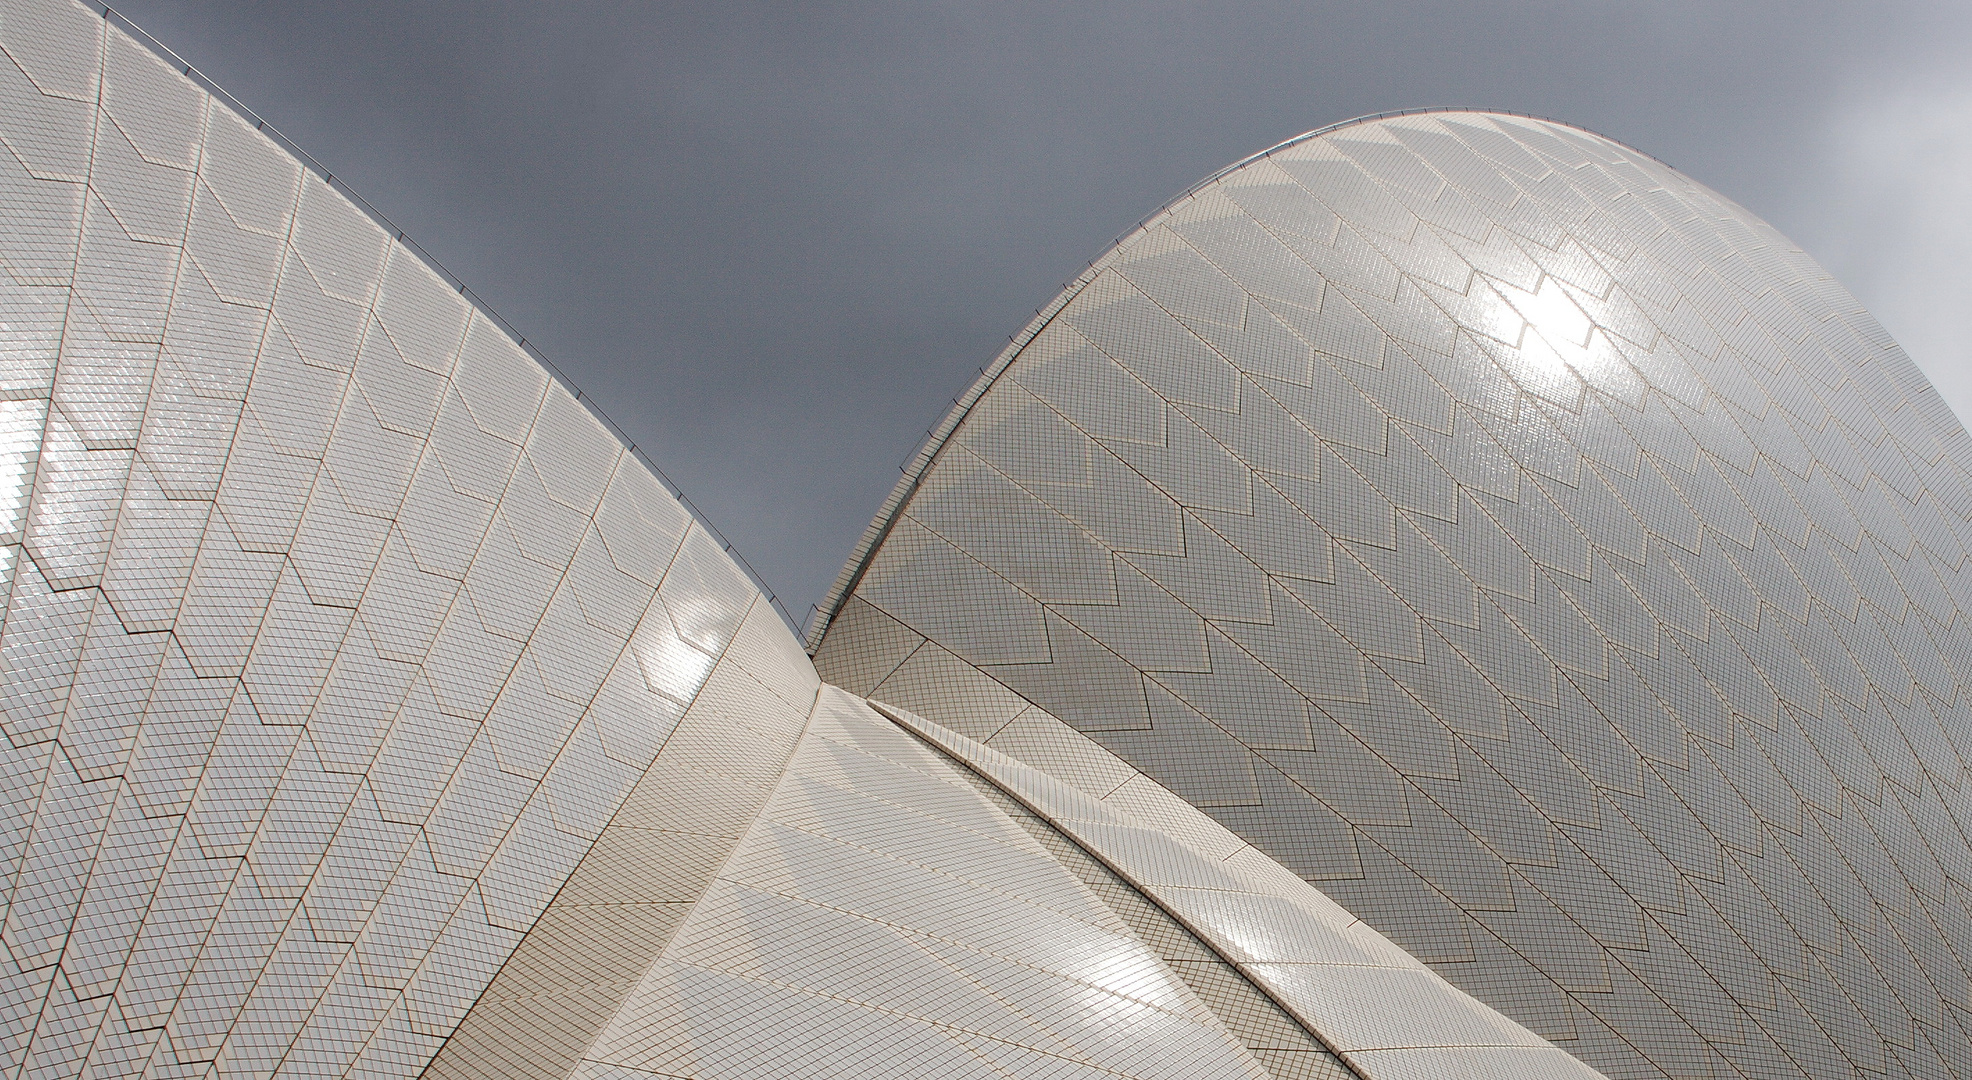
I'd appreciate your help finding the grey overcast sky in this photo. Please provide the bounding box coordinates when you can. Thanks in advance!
[103,0,1972,627]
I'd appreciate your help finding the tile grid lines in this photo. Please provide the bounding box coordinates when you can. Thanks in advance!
[806,106,1660,652]
[81,0,800,635]
[806,258,1098,652]
[57,26,314,1062]
[844,500,1940,1080]
[571,686,1284,1080]
[12,0,1972,1070]
[865,426,1727,1069]
[864,699,1369,1078]
[1121,136,1948,1080]
[817,110,1972,1078]
[945,770,1360,1080]
[871,699,1619,1080]
[807,233,1813,1080]
[1235,117,1972,1042]
[429,610,821,1080]
[1183,109,1680,221]
[0,5,795,1071]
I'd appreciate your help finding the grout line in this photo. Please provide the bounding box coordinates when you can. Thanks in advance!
[89,1,802,633]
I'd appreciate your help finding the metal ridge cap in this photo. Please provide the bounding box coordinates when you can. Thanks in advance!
[1184,106,1677,195]
[804,257,1097,650]
[88,0,801,634]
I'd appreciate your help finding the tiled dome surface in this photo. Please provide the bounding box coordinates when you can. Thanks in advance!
[0,3,811,1074]
[817,110,1972,1080]
[0,5,1604,1079]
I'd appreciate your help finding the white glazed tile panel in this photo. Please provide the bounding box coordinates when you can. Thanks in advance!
[820,110,1972,1080]
[0,2,808,1077]
[880,702,1608,1080]
[579,686,1274,1080]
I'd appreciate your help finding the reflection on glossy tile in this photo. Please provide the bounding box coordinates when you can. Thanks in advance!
[9,0,1970,1073]
[882,702,1601,1080]
[0,2,808,1076]
[820,109,1972,1080]
[578,688,1276,1080]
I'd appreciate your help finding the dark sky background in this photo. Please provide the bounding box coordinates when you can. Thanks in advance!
[105,1,1972,629]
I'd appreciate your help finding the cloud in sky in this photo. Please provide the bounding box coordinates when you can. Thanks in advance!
[1785,80,1972,422]
[99,0,1972,618]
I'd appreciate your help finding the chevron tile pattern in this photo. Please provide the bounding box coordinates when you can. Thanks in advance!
[572,688,1282,1080]
[0,3,812,1074]
[7,0,1971,1075]
[885,700,1602,1080]
[817,110,1972,1080]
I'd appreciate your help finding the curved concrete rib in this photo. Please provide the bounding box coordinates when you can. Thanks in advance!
[874,701,1610,1080]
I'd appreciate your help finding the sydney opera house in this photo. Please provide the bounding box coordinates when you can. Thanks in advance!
[2,1,1971,1078]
